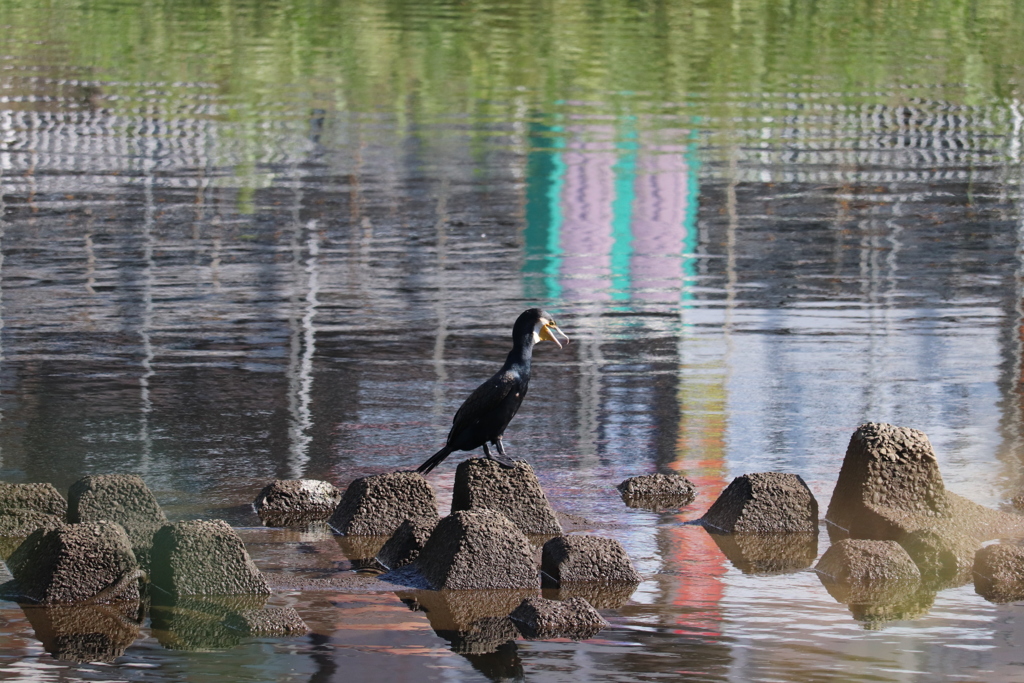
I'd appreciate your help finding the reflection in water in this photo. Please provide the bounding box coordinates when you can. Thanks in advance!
[21,601,142,663]
[149,594,268,652]
[707,530,818,576]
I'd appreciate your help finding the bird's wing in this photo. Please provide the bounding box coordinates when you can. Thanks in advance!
[448,370,517,437]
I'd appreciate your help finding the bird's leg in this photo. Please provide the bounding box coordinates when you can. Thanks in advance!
[489,437,515,468]
[482,443,491,458]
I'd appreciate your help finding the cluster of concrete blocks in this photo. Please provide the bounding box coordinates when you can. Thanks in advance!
[0,475,306,662]
[690,422,1024,620]
[260,458,644,642]
[5,419,1024,662]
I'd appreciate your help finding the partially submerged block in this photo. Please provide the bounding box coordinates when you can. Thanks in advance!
[509,596,607,640]
[7,521,140,604]
[329,471,439,536]
[223,607,308,636]
[816,539,921,588]
[253,479,341,527]
[68,475,167,570]
[973,543,1024,603]
[617,473,696,510]
[0,482,68,517]
[540,535,641,586]
[417,509,537,590]
[701,472,818,533]
[816,539,929,622]
[376,517,437,571]
[824,423,1024,584]
[451,458,562,535]
[150,519,269,596]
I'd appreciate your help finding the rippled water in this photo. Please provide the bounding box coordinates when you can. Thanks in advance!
[2,0,1024,680]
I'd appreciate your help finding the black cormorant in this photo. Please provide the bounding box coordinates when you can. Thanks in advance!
[416,308,569,475]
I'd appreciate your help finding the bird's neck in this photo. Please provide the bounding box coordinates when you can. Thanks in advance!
[505,335,534,373]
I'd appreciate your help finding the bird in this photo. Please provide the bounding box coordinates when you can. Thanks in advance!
[416,308,569,475]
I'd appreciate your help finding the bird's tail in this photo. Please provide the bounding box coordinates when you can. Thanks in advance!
[416,446,453,475]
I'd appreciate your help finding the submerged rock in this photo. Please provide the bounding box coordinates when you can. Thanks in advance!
[223,606,308,636]
[7,521,140,604]
[150,519,269,597]
[824,423,1024,586]
[509,596,607,640]
[701,472,818,533]
[617,473,696,510]
[540,535,641,586]
[451,458,562,536]
[417,509,537,590]
[0,482,68,517]
[973,543,1024,603]
[68,475,167,571]
[708,530,818,575]
[329,471,439,536]
[376,517,437,571]
[253,479,342,527]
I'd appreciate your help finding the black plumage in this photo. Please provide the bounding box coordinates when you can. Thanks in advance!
[416,308,568,475]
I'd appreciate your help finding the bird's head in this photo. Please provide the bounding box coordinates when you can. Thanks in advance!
[515,308,569,349]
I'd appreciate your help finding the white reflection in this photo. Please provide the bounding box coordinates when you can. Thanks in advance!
[138,147,156,476]
[286,219,320,478]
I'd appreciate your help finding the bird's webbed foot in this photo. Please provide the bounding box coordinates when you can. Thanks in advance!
[486,439,516,468]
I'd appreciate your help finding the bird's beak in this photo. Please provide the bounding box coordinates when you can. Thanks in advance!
[539,321,569,349]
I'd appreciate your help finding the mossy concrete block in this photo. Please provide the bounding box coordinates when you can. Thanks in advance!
[451,458,562,535]
[329,471,439,536]
[253,479,341,527]
[417,509,537,590]
[7,521,140,604]
[0,509,64,545]
[150,519,269,596]
[541,535,641,586]
[377,517,437,571]
[68,475,167,570]
[701,472,818,533]
[223,606,308,636]
[617,473,696,510]
[509,596,607,640]
[0,482,67,517]
[973,544,1024,603]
